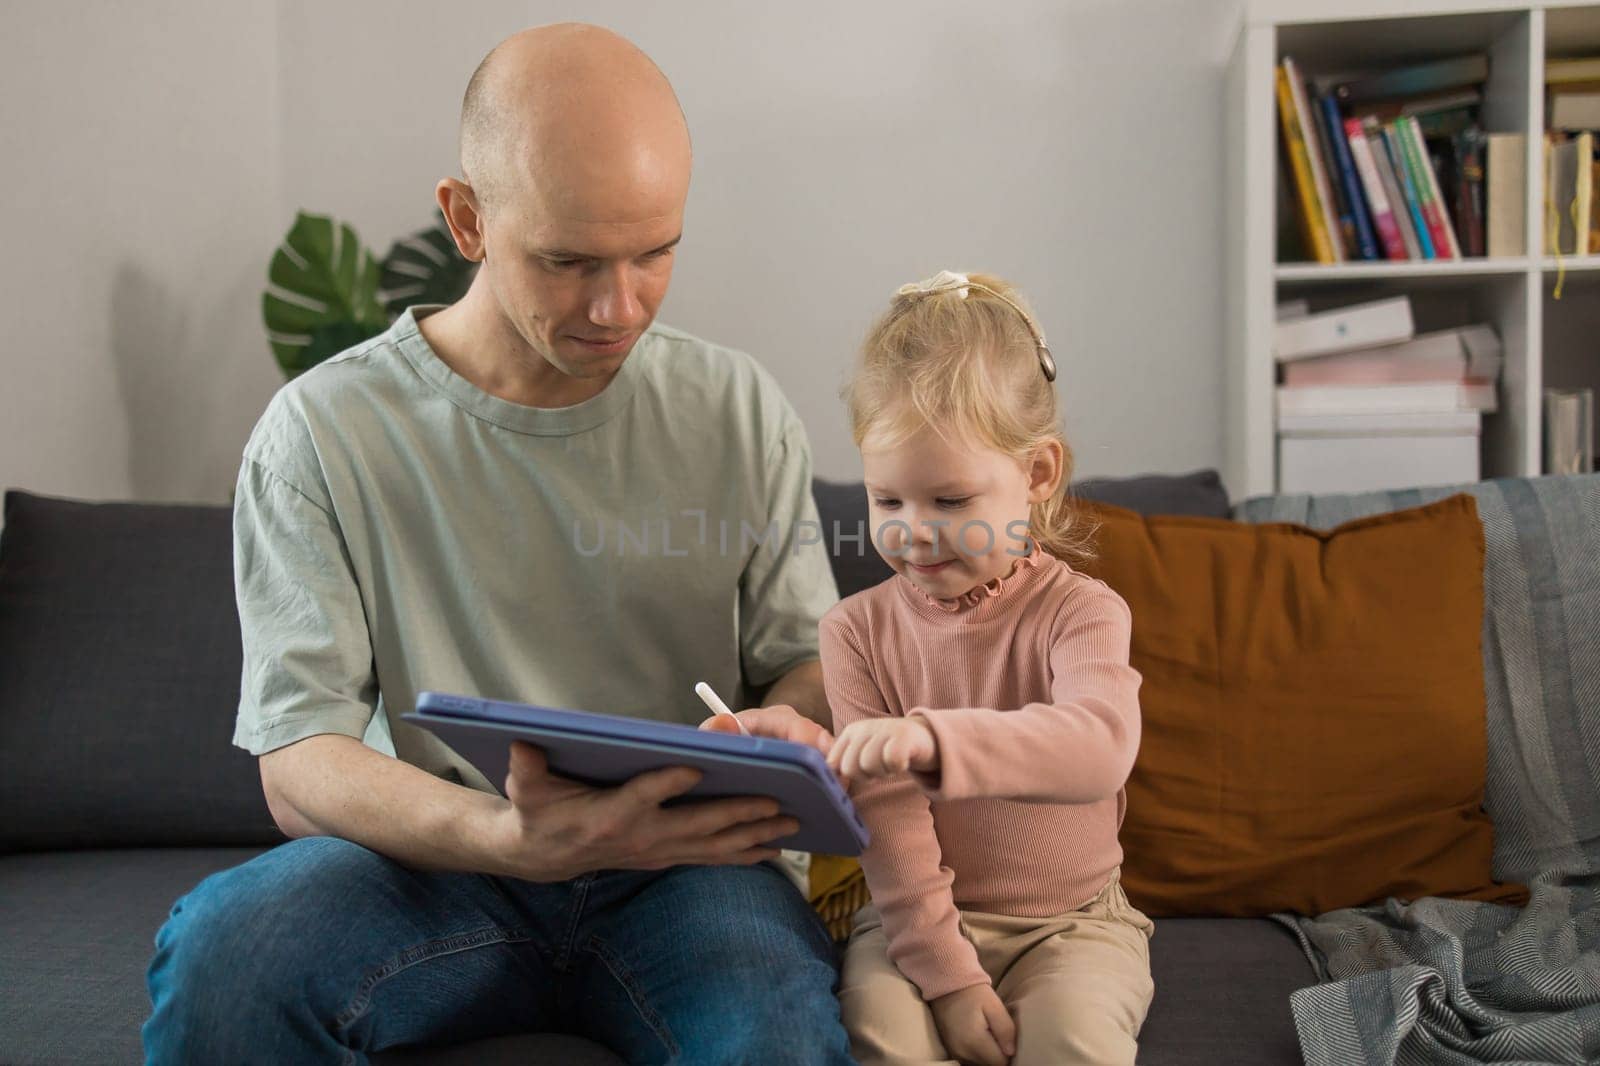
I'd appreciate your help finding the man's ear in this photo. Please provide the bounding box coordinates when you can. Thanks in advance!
[1026,439,1065,505]
[436,178,487,263]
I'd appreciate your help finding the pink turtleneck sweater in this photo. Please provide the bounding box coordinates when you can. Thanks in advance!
[819,547,1143,1000]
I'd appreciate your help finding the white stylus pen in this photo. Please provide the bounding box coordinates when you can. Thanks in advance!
[694,681,750,735]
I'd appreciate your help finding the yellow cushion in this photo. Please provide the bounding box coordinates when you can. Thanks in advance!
[1078,495,1525,916]
[808,854,869,941]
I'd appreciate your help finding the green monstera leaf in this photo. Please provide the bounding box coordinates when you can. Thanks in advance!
[262,212,389,379]
[379,211,477,318]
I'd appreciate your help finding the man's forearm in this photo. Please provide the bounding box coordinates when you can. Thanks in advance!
[761,659,830,730]
[259,734,515,876]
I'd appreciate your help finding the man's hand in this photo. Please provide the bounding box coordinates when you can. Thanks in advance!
[931,983,1016,1066]
[826,717,938,788]
[699,703,835,754]
[488,742,799,882]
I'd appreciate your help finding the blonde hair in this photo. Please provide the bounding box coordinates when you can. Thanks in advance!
[844,271,1093,563]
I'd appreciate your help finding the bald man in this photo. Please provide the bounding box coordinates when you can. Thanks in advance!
[142,24,852,1065]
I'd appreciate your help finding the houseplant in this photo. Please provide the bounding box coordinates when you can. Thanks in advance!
[261,210,475,379]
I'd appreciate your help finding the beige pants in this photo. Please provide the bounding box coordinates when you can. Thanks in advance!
[839,873,1155,1066]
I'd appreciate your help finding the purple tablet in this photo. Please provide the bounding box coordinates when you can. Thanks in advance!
[403,691,868,855]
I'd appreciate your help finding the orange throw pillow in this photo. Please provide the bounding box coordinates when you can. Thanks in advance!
[1078,494,1526,917]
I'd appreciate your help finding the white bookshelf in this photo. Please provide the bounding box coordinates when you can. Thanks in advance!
[1226,0,1600,498]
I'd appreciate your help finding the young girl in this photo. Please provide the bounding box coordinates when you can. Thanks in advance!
[821,271,1154,1066]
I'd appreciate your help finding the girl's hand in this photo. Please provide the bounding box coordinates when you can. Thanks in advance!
[826,717,938,787]
[931,982,1016,1066]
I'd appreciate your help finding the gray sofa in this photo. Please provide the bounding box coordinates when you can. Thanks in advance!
[0,471,1314,1065]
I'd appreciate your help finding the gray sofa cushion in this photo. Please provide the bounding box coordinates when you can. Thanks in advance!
[0,848,270,1064]
[1075,467,1233,519]
[813,469,1232,599]
[0,492,281,852]
[0,847,1309,1065]
[1142,916,1310,1064]
[808,478,888,598]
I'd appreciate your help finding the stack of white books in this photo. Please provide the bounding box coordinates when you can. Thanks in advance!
[1272,296,1501,492]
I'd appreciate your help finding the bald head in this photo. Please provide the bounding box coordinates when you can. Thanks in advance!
[459,24,691,223]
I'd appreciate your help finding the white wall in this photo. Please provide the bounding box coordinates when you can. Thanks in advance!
[0,1,285,504]
[0,0,1243,503]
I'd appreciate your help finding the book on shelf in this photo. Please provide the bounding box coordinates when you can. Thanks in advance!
[1592,158,1600,255]
[1546,53,1600,133]
[1276,62,1338,263]
[1543,388,1594,475]
[1486,133,1526,257]
[1399,115,1463,258]
[1547,57,1600,84]
[1277,55,1489,264]
[1449,129,1487,257]
[1549,91,1600,131]
[1277,381,1498,417]
[1273,295,1414,362]
[1290,59,1348,262]
[1384,121,1438,258]
[1318,93,1379,259]
[1344,117,1409,259]
[1278,57,1345,262]
[1281,324,1502,387]
[1310,91,1360,258]
[1352,89,1481,138]
[1546,132,1596,256]
[1275,299,1311,321]
[1414,107,1481,140]
[1586,139,1597,256]
[1365,116,1424,258]
[1350,88,1482,121]
[1332,54,1488,106]
[1279,409,1481,434]
[1275,146,1308,263]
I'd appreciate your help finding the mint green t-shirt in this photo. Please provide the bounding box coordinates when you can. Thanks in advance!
[232,306,838,795]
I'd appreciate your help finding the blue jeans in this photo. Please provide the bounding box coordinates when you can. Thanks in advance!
[143,837,851,1064]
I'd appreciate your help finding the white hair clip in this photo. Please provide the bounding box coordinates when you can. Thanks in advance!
[892,269,1057,383]
[895,270,971,299]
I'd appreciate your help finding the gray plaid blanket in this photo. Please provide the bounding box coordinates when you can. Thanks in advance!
[1238,475,1600,1066]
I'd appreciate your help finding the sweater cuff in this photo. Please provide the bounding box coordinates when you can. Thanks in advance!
[919,966,993,1002]
[893,920,991,1001]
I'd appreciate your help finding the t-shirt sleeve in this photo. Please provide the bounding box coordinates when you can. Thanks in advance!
[738,409,839,689]
[231,455,378,754]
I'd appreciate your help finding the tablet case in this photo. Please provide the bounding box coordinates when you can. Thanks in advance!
[403,691,868,855]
